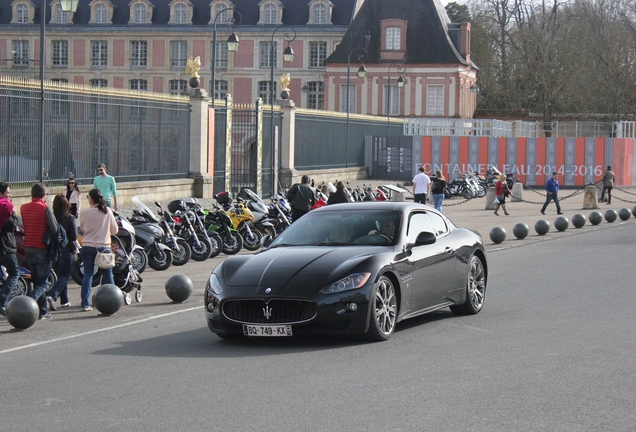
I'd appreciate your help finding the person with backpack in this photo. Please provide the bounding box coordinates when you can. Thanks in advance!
[47,194,77,311]
[20,183,58,320]
[286,175,316,223]
[430,170,447,212]
[0,182,19,317]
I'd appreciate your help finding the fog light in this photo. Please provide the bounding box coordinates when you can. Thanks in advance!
[348,302,357,312]
[207,302,215,312]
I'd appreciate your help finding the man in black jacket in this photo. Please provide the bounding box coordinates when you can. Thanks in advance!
[286,175,316,223]
[0,182,19,316]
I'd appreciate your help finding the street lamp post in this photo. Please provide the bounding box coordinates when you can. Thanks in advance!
[39,0,79,182]
[269,26,296,196]
[211,8,241,100]
[386,61,405,140]
[345,46,369,169]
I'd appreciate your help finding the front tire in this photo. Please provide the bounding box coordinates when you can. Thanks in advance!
[190,237,213,261]
[171,239,192,266]
[221,231,243,255]
[241,227,262,251]
[131,249,148,273]
[450,255,486,315]
[366,276,397,341]
[148,247,173,271]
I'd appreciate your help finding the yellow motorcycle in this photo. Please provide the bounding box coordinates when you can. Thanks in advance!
[224,198,262,251]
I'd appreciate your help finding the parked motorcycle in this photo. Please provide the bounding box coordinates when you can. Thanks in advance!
[203,193,243,255]
[155,202,191,266]
[169,199,220,261]
[239,188,277,239]
[130,197,173,271]
[223,195,262,251]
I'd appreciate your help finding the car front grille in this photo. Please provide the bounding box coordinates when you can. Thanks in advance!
[222,299,317,324]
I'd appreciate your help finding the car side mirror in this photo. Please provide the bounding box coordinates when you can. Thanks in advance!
[261,234,274,248]
[406,231,436,250]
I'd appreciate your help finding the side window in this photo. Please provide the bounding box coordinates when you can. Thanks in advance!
[428,212,448,236]
[406,213,435,243]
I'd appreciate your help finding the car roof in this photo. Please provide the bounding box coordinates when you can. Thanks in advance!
[311,201,433,213]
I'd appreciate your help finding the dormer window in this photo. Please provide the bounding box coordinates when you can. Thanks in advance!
[209,1,234,25]
[89,0,114,24]
[11,1,34,24]
[380,19,407,61]
[54,3,70,23]
[128,0,153,24]
[169,0,192,25]
[258,0,283,25]
[307,0,332,25]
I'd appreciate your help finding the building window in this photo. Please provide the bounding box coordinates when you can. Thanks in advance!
[263,4,277,24]
[91,135,108,170]
[340,85,356,113]
[50,79,69,116]
[384,85,400,115]
[12,41,29,66]
[214,41,228,68]
[214,3,228,23]
[385,27,401,50]
[307,81,324,110]
[170,41,188,68]
[55,5,69,23]
[426,85,444,116]
[174,4,187,24]
[309,42,327,68]
[130,79,147,91]
[131,41,147,67]
[52,41,68,66]
[130,136,148,172]
[89,80,108,117]
[212,80,228,100]
[169,80,187,95]
[258,81,272,104]
[259,41,276,68]
[11,91,30,119]
[91,41,107,67]
[130,80,147,117]
[313,4,326,24]
[16,4,29,23]
[94,4,107,23]
[134,4,147,24]
[89,79,107,87]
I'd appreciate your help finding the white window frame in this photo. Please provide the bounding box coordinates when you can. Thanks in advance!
[384,84,399,115]
[258,81,272,104]
[263,4,277,24]
[214,3,228,23]
[91,40,108,67]
[340,84,356,113]
[426,84,444,116]
[385,27,401,50]
[170,41,188,68]
[12,40,29,66]
[169,80,188,95]
[55,4,69,23]
[309,41,327,68]
[129,136,148,172]
[174,4,187,24]
[51,40,68,66]
[134,4,146,24]
[214,41,228,68]
[313,4,326,24]
[94,4,107,23]
[307,81,324,110]
[16,4,29,23]
[213,80,228,100]
[50,78,69,116]
[259,41,277,68]
[131,41,148,67]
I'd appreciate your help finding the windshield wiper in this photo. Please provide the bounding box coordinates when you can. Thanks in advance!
[315,242,352,246]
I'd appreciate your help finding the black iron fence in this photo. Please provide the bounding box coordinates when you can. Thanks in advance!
[0,76,191,189]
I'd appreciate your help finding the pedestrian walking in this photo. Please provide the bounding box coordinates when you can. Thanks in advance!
[20,183,58,320]
[47,194,78,311]
[493,175,511,216]
[430,170,447,212]
[412,166,431,204]
[65,177,81,218]
[286,175,316,223]
[93,163,118,210]
[79,189,118,311]
[327,181,350,205]
[540,172,563,215]
[0,182,19,317]
[599,165,615,205]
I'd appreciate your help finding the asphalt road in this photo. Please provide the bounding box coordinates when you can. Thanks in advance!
[1,222,635,431]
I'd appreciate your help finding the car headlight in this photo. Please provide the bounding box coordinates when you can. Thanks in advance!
[206,273,223,295]
[320,273,371,295]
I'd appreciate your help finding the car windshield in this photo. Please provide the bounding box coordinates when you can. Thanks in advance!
[269,210,402,247]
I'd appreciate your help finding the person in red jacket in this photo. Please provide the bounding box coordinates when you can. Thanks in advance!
[20,183,58,320]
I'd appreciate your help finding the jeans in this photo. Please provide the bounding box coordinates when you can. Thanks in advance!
[26,250,52,317]
[81,246,113,308]
[50,250,73,305]
[541,193,561,213]
[600,187,612,203]
[432,193,445,212]
[0,252,19,308]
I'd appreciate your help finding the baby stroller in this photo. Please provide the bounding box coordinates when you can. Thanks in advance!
[110,231,143,305]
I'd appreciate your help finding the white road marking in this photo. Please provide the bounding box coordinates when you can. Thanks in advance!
[0,306,202,355]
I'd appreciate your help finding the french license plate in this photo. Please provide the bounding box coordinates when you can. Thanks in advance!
[243,325,292,337]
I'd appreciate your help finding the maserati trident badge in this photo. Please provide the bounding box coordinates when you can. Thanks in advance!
[263,306,272,320]
[265,288,272,294]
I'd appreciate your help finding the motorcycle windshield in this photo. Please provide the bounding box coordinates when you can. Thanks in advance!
[131,197,160,224]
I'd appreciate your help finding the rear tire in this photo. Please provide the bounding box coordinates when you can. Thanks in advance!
[450,255,486,315]
[131,249,148,273]
[207,232,223,259]
[71,256,101,287]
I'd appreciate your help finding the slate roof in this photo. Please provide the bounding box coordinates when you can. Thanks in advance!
[325,0,469,66]
[0,0,357,26]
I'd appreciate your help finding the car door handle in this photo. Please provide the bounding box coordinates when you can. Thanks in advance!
[444,247,454,254]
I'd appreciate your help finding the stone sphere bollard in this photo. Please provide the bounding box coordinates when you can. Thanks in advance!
[6,296,39,329]
[632,206,636,218]
[604,209,618,223]
[489,226,506,244]
[554,216,569,232]
[165,274,193,302]
[93,284,124,315]
[618,208,631,221]
[534,219,550,236]
[588,211,603,225]
[571,213,586,228]
[513,223,529,240]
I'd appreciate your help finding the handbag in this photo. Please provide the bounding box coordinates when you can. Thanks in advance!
[95,249,116,269]
[493,197,500,204]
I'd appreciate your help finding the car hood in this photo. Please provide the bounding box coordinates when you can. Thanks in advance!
[219,246,383,292]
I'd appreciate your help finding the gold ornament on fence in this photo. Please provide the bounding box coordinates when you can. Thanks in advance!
[185,56,201,78]
[278,73,291,92]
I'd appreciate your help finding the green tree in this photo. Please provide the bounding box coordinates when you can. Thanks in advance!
[445,2,472,22]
